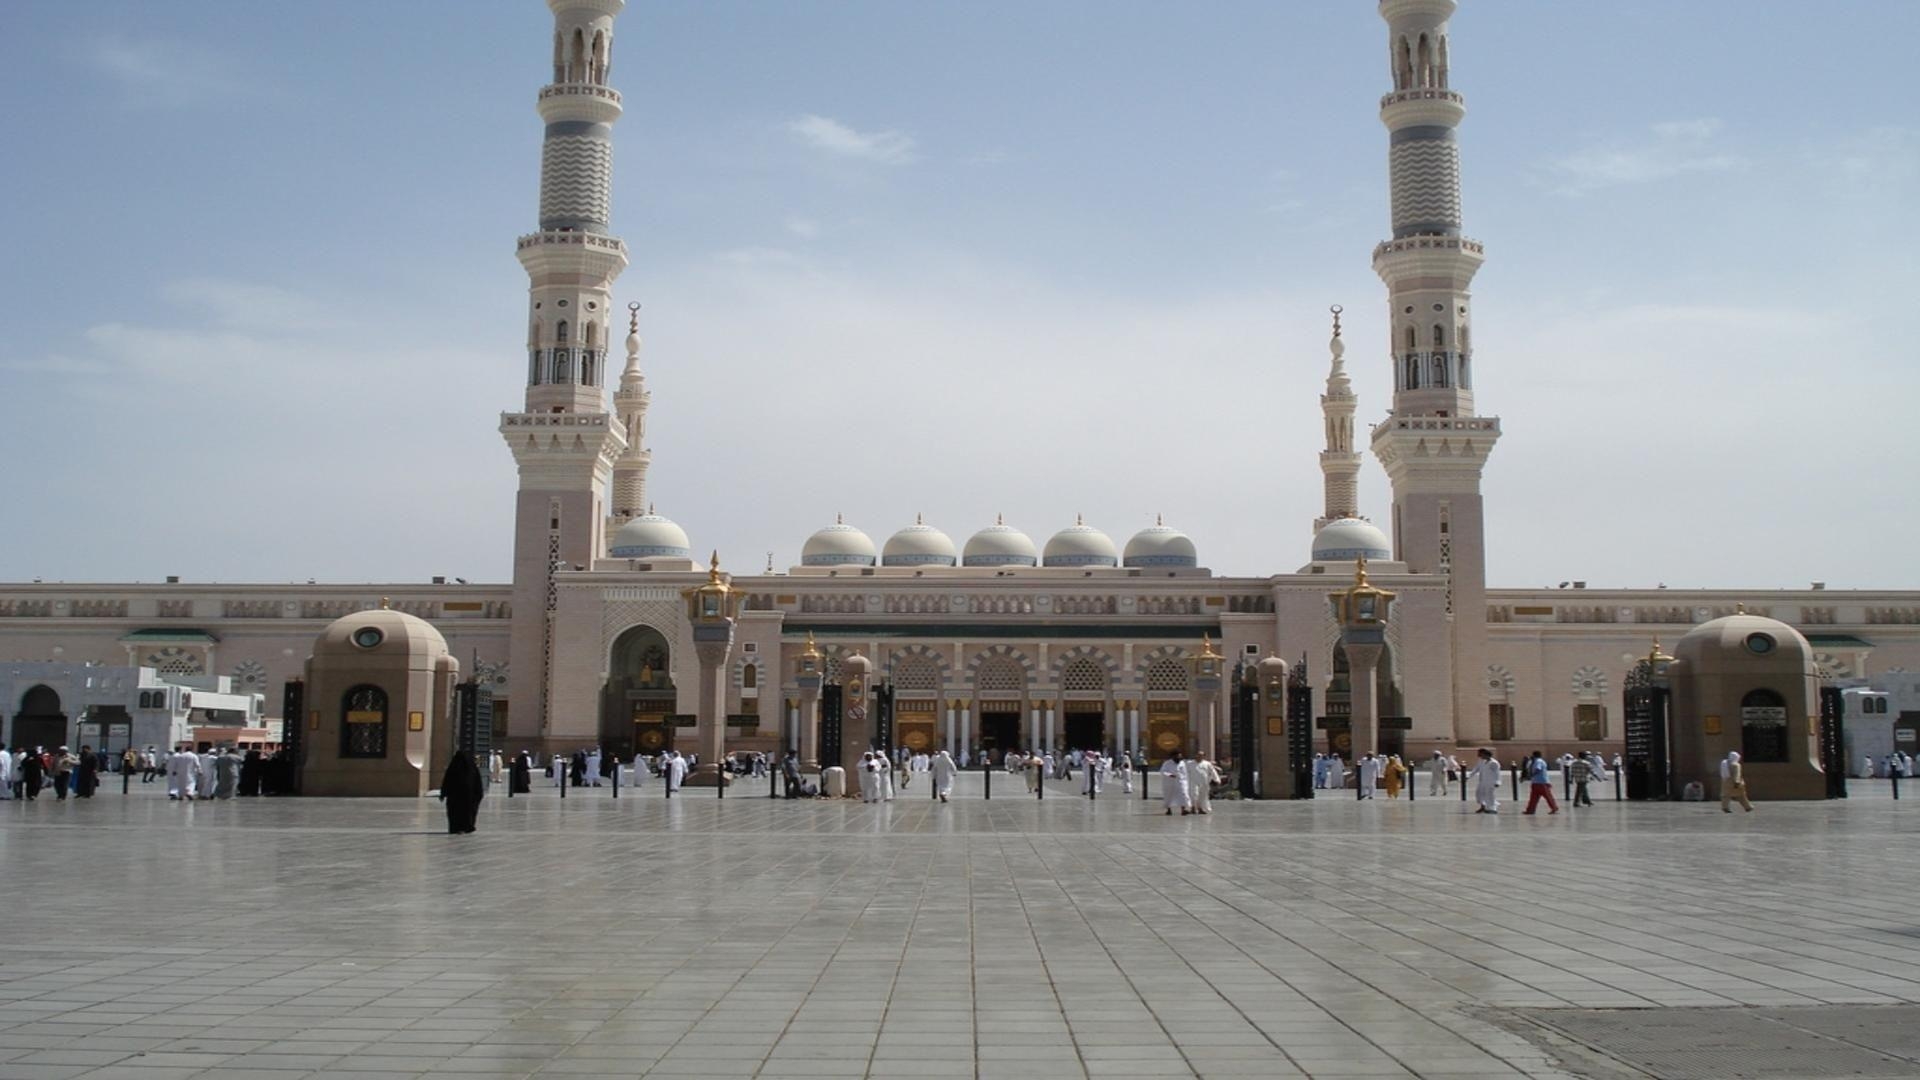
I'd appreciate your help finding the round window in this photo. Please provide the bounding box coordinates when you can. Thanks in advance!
[1745,632,1775,655]
[351,627,385,649]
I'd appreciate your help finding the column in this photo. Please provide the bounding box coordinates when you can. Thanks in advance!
[959,705,971,758]
[944,702,956,756]
[798,690,819,770]
[1044,705,1056,757]
[1346,641,1383,759]
[1030,707,1041,754]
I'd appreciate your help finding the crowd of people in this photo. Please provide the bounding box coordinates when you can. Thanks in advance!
[1862,751,1914,779]
[0,743,294,802]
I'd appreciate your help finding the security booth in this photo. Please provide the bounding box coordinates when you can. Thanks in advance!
[1667,611,1828,801]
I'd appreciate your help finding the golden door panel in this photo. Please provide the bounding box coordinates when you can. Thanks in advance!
[1146,701,1189,763]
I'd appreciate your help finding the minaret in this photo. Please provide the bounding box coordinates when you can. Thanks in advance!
[1367,0,1500,744]
[1316,305,1360,532]
[610,301,652,526]
[501,0,631,748]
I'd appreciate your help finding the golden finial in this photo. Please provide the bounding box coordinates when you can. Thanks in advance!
[996,512,1004,526]
[627,300,641,333]
[1075,512,1084,526]
[1330,304,1343,337]
[1736,601,1747,615]
[915,512,923,526]
[836,511,843,525]
[707,551,723,585]
[379,597,391,610]
[1353,553,1369,587]
[803,631,821,660]
[1155,512,1164,527]
[1199,633,1222,660]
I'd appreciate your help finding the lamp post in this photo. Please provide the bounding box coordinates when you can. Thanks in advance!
[1190,634,1224,761]
[1257,653,1291,798]
[795,632,822,771]
[1330,556,1395,761]
[683,553,745,786]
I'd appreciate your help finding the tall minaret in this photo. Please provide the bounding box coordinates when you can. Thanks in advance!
[1367,0,1500,744]
[1316,305,1360,533]
[501,0,630,748]
[610,301,652,525]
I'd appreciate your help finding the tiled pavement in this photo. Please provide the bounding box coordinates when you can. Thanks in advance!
[2,777,1917,1080]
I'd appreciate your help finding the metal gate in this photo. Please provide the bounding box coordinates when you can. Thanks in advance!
[1231,663,1257,797]
[820,683,843,767]
[1623,680,1669,800]
[280,679,305,795]
[456,681,492,760]
[1286,661,1314,799]
[1819,684,1847,799]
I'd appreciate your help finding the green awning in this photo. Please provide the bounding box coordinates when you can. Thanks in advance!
[1807,634,1872,648]
[119,629,219,643]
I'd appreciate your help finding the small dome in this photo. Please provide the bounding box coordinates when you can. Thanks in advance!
[314,605,449,661]
[1673,612,1816,675]
[881,516,957,567]
[801,518,876,567]
[1312,517,1391,562]
[1123,519,1197,568]
[1043,518,1118,568]
[610,512,692,559]
[963,518,1038,567]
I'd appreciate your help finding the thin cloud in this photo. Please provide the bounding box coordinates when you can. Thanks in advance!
[785,217,821,240]
[1545,118,1745,195]
[89,36,236,107]
[787,114,917,164]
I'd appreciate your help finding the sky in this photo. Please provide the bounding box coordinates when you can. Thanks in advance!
[2,1,1915,591]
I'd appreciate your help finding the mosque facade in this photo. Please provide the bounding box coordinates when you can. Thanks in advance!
[5,0,1918,768]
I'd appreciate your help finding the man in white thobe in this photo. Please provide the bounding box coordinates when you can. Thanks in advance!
[166,748,199,800]
[1120,756,1134,794]
[197,751,217,800]
[931,750,957,803]
[586,749,603,786]
[1189,754,1221,814]
[1081,752,1100,796]
[1160,753,1191,815]
[1428,752,1449,796]
[879,752,895,801]
[1357,753,1378,799]
[1470,749,1502,813]
[0,745,12,800]
[1326,754,1346,791]
[665,751,686,794]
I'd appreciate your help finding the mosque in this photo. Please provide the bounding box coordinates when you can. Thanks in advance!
[5,0,1917,773]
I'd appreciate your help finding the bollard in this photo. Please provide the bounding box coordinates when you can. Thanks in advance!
[1564,767,1572,803]
[612,759,619,800]
[717,766,725,800]
[1614,769,1622,801]
[1894,772,1901,801]
[770,762,778,799]
[1459,770,1467,802]
[984,765,991,801]
[123,766,131,795]
[1408,771,1415,802]
[559,763,567,800]
[1141,764,1150,801]
[1037,767,1043,801]
[1510,764,1520,802]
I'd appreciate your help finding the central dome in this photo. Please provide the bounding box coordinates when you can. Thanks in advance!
[963,518,1038,567]
[610,511,692,559]
[1043,517,1118,568]
[882,516,957,567]
[801,518,876,567]
[1312,517,1391,562]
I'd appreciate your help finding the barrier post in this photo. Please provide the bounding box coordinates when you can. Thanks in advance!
[612,758,619,800]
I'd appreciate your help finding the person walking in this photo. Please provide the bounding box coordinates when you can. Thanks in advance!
[1427,751,1448,796]
[438,749,485,834]
[0,743,11,802]
[1522,751,1559,815]
[1189,753,1221,815]
[1383,755,1406,799]
[1470,748,1502,813]
[51,747,77,801]
[165,746,197,800]
[20,749,44,801]
[509,751,532,794]
[197,750,217,801]
[1720,751,1753,812]
[1357,753,1380,799]
[1326,753,1347,791]
[1568,752,1596,807]
[73,746,99,799]
[931,749,957,803]
[1160,751,1192,815]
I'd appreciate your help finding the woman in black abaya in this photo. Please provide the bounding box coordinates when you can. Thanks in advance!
[438,750,485,834]
[509,751,532,794]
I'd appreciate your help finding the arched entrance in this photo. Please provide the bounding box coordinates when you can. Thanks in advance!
[973,658,1026,759]
[602,625,675,760]
[12,684,67,751]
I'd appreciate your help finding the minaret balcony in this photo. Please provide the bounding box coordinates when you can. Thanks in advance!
[1379,88,1465,128]
[537,82,623,124]
[1380,88,1463,109]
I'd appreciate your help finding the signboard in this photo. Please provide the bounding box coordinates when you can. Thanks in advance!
[670,713,698,728]
[725,713,759,727]
[1380,716,1413,731]
[1316,718,1351,731]
[1895,727,1916,745]
[345,710,383,725]
[1741,706,1788,725]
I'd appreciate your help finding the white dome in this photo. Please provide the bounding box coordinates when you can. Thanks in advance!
[610,512,691,559]
[801,518,876,567]
[1043,518,1118,567]
[881,517,957,567]
[963,518,1038,567]
[1312,517,1391,562]
[1123,521,1197,568]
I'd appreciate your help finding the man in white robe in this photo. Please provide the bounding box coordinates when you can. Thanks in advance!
[197,750,218,800]
[931,750,957,803]
[1120,756,1134,794]
[0,744,12,800]
[166,747,199,800]
[1326,754,1346,791]
[665,751,686,794]
[586,749,603,786]
[1189,753,1221,814]
[1470,748,1502,813]
[1357,753,1378,799]
[1428,752,1449,796]
[1160,753,1191,815]
[879,752,895,801]
[1081,752,1098,796]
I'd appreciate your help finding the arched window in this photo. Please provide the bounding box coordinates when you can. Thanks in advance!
[556,320,569,344]
[1396,38,1413,90]
[583,322,595,347]
[1404,353,1420,390]
[580,353,596,386]
[1431,324,1446,348]
[741,664,758,690]
[529,350,543,385]
[341,684,389,759]
[1061,658,1108,692]
[551,350,572,384]
[1438,36,1450,88]
[591,30,606,83]
[1431,355,1448,388]
[1145,658,1188,693]
[570,29,587,82]
[553,32,565,83]
[1740,688,1790,763]
[1417,33,1434,88]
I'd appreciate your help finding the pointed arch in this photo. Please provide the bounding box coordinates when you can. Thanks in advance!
[966,644,1034,687]
[555,319,569,344]
[1395,36,1414,90]
[569,28,587,82]
[1416,33,1434,88]
[590,30,607,83]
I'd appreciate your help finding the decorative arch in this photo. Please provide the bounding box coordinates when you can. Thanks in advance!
[966,645,1034,686]
[885,643,952,689]
[340,684,388,759]
[1571,666,1608,701]
[1049,644,1118,680]
[18,684,61,716]
[1572,665,1608,740]
[1486,664,1515,702]
[1136,645,1192,693]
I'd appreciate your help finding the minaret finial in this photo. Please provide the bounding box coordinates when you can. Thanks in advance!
[1076,512,1084,527]
[1156,512,1164,527]
[1330,303,1343,338]
[628,300,641,335]
[379,596,391,610]
[836,511,843,525]
[915,512,923,526]
[1354,554,1369,587]
[996,512,1004,526]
